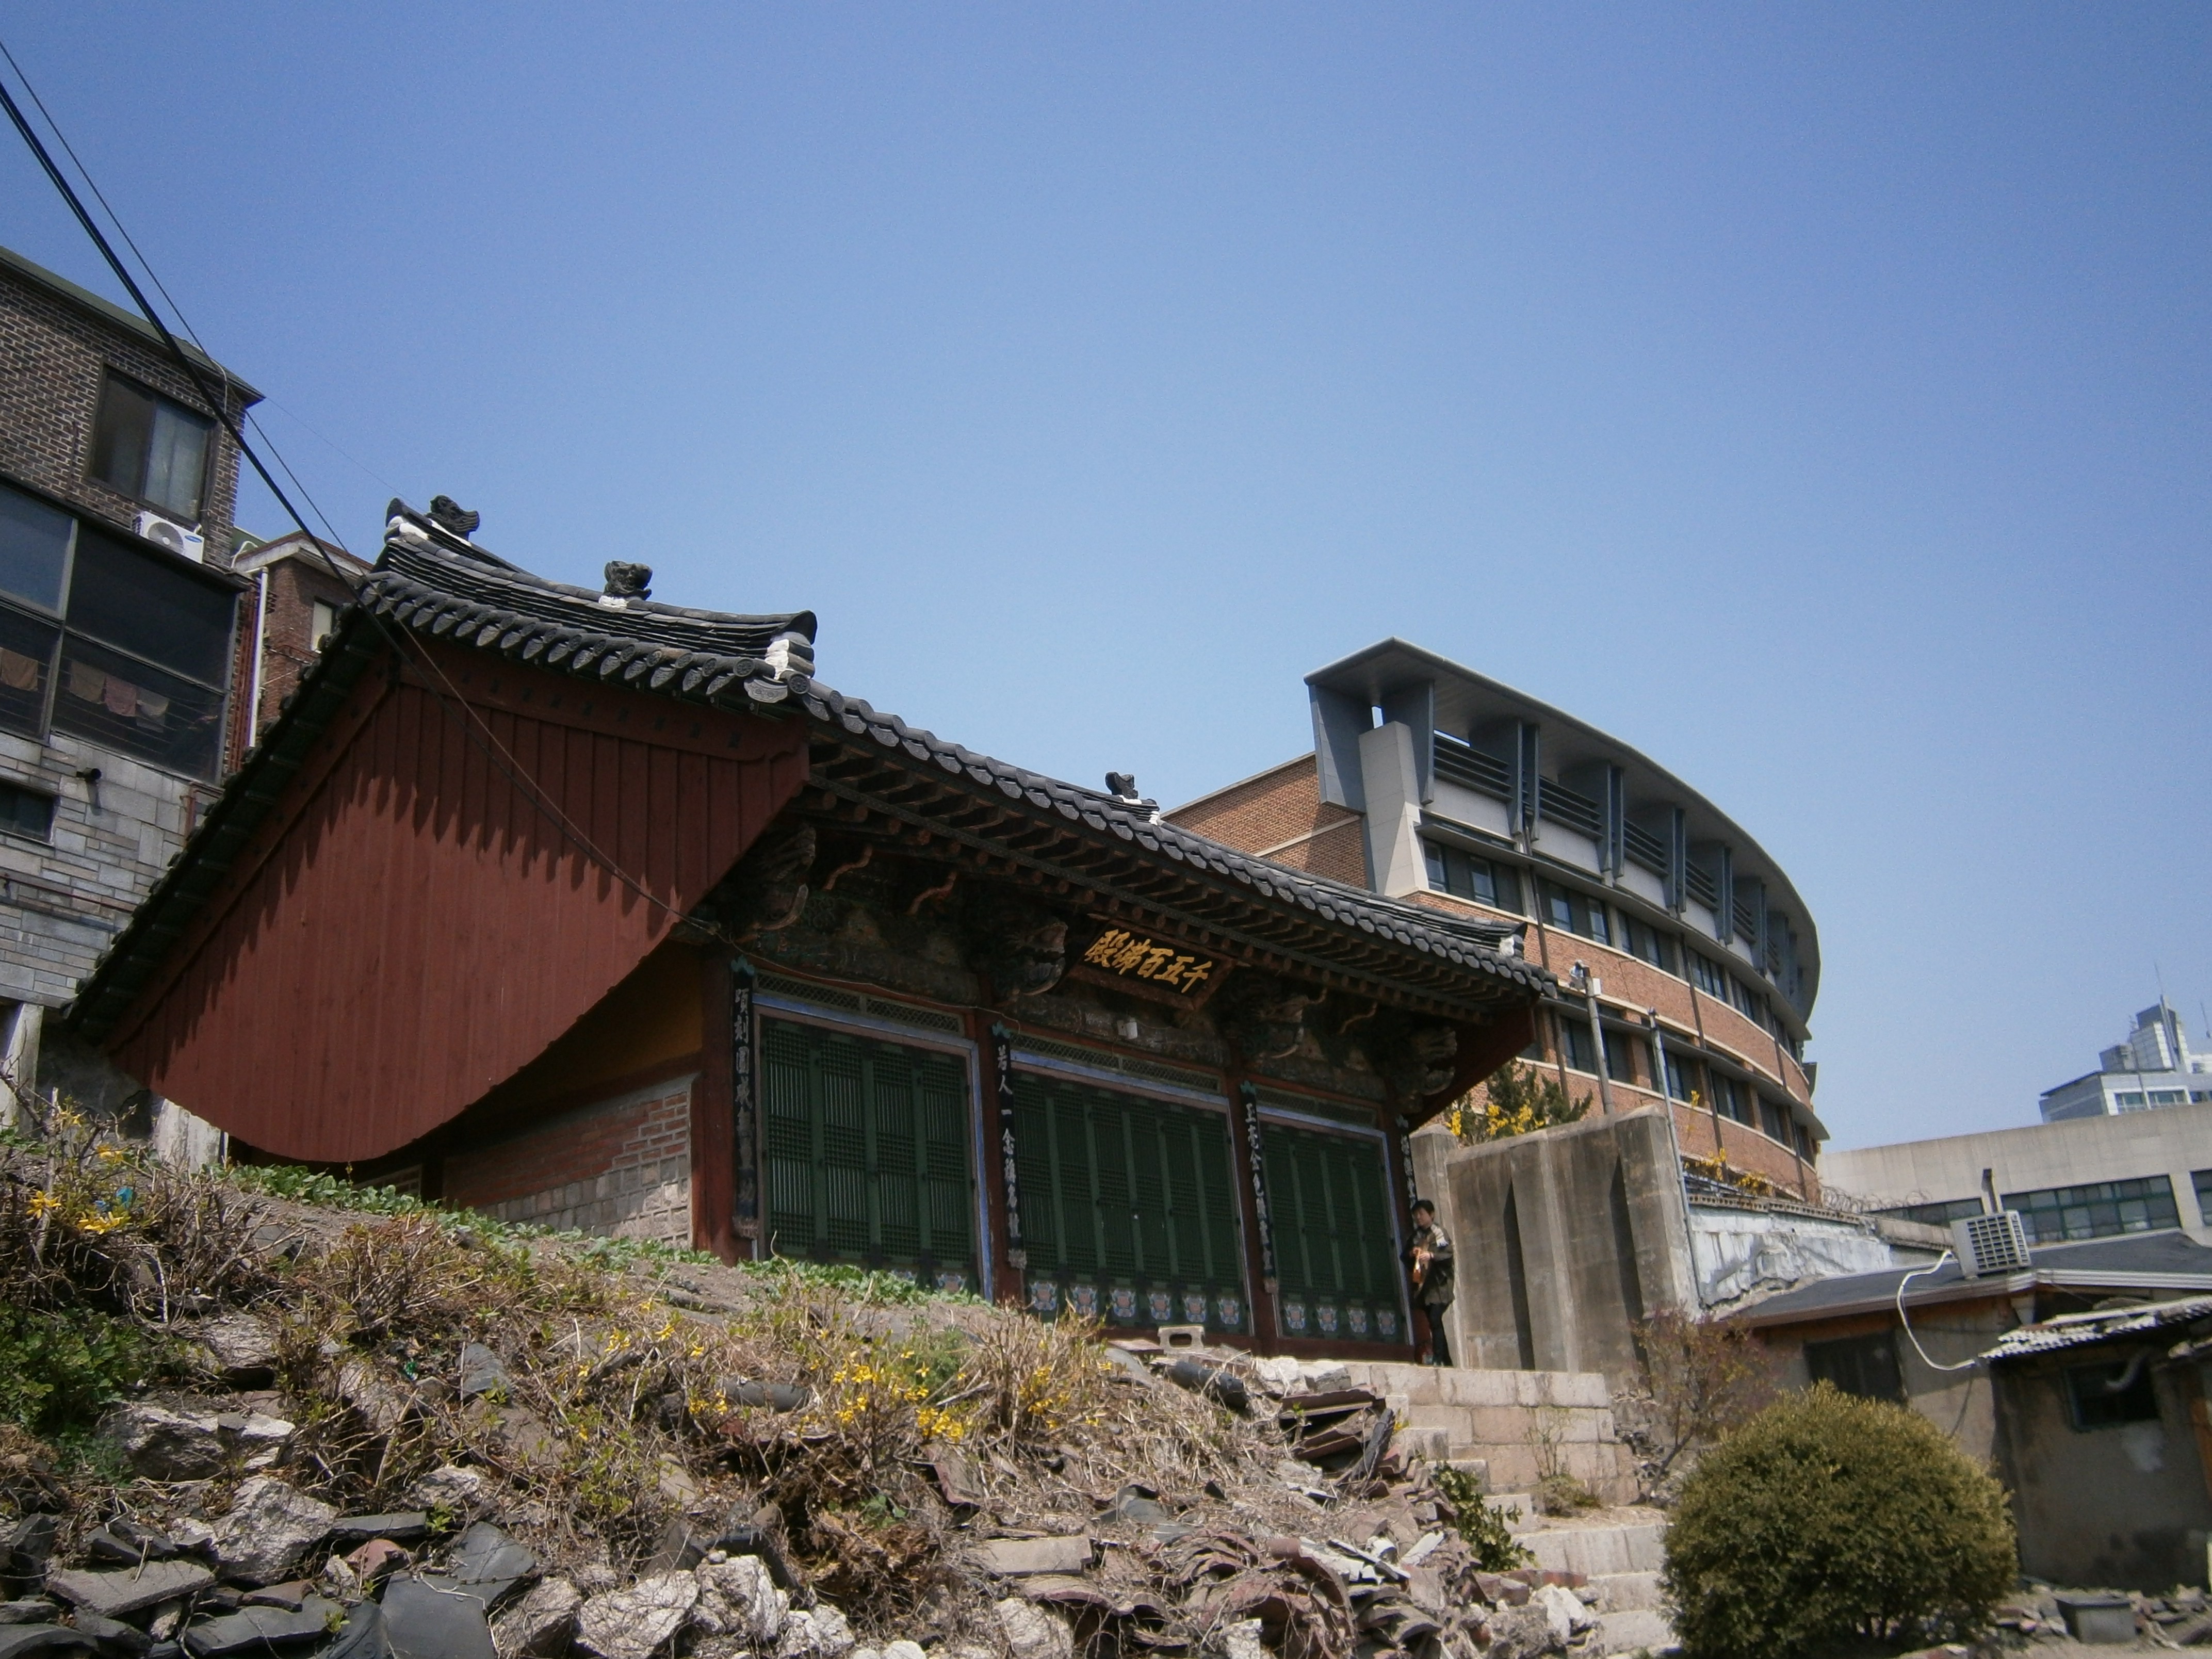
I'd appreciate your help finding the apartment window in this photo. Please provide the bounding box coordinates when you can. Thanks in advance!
[2002,1175,2180,1244]
[311,600,339,651]
[1557,1014,1597,1075]
[1623,916,1677,973]
[1804,1331,1904,1403]
[89,373,215,521]
[1664,1050,1702,1103]
[2148,1089,2188,1107]
[0,781,53,841]
[1602,1030,1640,1086]
[2115,1092,2145,1109]
[2065,1358,2159,1430]
[1424,842,1520,912]
[1688,952,1728,998]
[1541,881,1609,943]
[1716,1076,1756,1126]
[1760,1100,1793,1144]
[1730,977,1763,1021]
[0,486,235,779]
[2193,1170,2212,1221]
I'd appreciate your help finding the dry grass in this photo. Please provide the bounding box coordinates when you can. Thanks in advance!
[0,1128,1347,1648]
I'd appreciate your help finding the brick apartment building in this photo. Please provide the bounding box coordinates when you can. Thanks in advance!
[1170,639,1825,1193]
[0,242,265,1116]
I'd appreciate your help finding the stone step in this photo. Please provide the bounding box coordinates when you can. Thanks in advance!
[1519,1523,1667,1577]
[1593,1606,1675,1656]
[1483,1493,1536,1531]
[1586,1571,1664,1612]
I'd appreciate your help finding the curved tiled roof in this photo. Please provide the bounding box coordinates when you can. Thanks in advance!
[70,506,1548,1038]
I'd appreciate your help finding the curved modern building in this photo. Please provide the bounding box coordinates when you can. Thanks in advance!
[1170,639,1825,1196]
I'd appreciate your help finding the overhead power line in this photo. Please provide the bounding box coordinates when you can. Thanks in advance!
[0,39,718,941]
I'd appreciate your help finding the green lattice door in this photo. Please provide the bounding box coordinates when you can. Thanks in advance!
[1261,1121,1406,1344]
[1011,1072,1249,1332]
[761,1018,978,1291]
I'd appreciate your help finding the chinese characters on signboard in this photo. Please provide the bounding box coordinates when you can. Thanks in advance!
[1079,928,1215,994]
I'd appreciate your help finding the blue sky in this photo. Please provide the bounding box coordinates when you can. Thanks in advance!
[2,6,2205,1149]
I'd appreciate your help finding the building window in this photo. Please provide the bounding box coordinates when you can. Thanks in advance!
[311,600,338,651]
[1557,1013,1597,1074]
[1760,1099,1793,1144]
[1804,1331,1905,1402]
[0,486,236,780]
[2065,1357,2160,1430]
[2114,1091,2145,1109]
[1623,916,1677,973]
[2148,1089,2188,1107]
[1540,880,1609,942]
[2002,1175,2180,1243]
[89,373,215,521]
[1423,842,1520,912]
[1688,952,1728,998]
[1715,1076,1756,1125]
[1877,1197,1986,1228]
[1664,1050,1701,1102]
[2194,1169,2212,1220]
[1602,1029,1640,1086]
[0,781,53,841]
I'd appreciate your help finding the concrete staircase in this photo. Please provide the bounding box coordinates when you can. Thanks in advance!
[1486,1491,1675,1657]
[1339,1361,1638,1504]
[1310,1361,1672,1653]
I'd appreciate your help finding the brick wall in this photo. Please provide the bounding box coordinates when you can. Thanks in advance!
[0,255,251,563]
[251,554,361,737]
[1165,755,1366,886]
[444,1076,697,1247]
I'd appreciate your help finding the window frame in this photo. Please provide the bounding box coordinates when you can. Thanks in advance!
[1803,1330,1906,1403]
[0,479,241,780]
[86,370,217,524]
[0,780,55,843]
[2064,1356,2160,1431]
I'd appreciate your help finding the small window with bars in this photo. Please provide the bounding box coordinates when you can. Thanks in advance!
[0,780,53,842]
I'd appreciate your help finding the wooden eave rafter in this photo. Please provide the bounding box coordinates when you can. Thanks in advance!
[802,742,1524,1023]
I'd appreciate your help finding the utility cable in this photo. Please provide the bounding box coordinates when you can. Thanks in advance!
[0,43,732,947]
[1893,1251,1982,1374]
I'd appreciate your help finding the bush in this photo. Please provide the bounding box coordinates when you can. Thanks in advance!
[0,1304,172,1437]
[1432,1463,1532,1571]
[1663,1385,2015,1658]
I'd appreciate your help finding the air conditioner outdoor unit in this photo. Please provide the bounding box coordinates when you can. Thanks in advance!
[134,512,205,563]
[1953,1210,2032,1277]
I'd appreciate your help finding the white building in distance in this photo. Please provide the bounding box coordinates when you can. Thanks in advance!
[2040,1002,2212,1123]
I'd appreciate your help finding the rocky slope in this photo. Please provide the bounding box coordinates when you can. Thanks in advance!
[0,1121,1622,1659]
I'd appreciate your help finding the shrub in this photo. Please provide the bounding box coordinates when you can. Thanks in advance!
[1662,1384,2015,1658]
[1447,1063,1591,1142]
[1616,1308,1780,1502]
[0,1304,172,1437]
[1432,1463,1532,1571]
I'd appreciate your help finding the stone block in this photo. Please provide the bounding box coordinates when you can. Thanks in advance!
[972,1538,1093,1576]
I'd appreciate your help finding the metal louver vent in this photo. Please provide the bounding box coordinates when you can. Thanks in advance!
[1953,1211,2032,1278]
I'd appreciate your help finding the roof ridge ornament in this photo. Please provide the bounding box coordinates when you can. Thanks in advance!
[602,561,653,604]
[428,495,481,539]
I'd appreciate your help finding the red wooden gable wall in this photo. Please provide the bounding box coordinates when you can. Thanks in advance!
[107,641,807,1163]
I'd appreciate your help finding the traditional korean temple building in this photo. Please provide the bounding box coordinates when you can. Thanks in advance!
[69,500,1549,1357]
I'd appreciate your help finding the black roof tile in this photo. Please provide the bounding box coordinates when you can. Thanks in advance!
[70,505,1548,1039]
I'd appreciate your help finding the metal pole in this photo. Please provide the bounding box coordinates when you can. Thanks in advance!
[1576,961,1615,1116]
[1650,1009,1704,1309]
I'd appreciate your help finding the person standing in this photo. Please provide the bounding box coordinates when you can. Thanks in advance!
[1404,1198,1455,1367]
